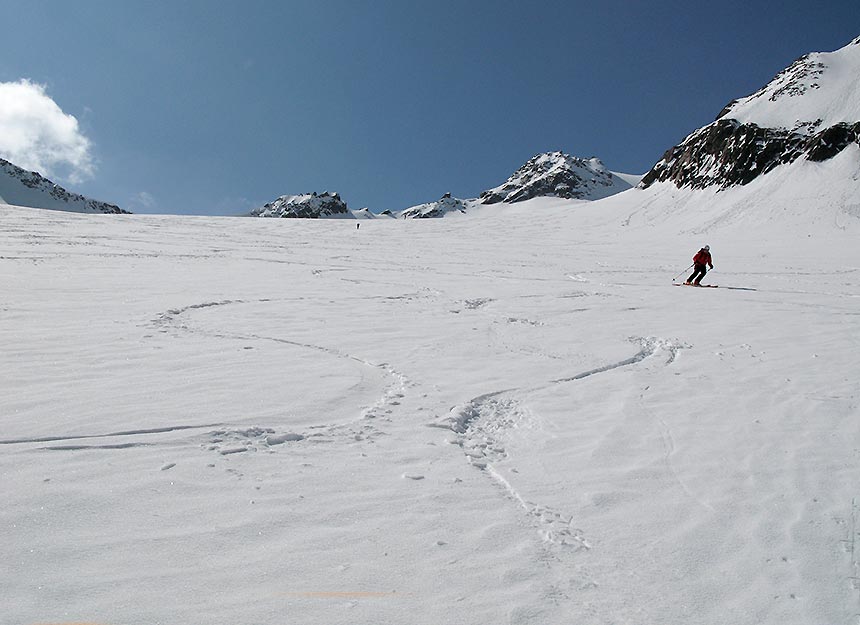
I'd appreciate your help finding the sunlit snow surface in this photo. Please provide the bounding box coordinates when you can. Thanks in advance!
[723,35,860,132]
[2,156,859,624]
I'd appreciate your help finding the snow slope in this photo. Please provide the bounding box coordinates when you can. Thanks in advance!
[398,193,473,219]
[0,157,127,214]
[721,35,860,133]
[624,141,860,233]
[2,148,858,624]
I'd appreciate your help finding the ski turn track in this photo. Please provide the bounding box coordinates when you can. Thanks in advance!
[150,297,411,445]
[432,337,686,549]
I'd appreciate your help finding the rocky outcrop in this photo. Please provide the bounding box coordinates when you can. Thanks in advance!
[250,192,350,218]
[480,152,631,204]
[805,122,860,161]
[0,158,128,213]
[641,119,860,191]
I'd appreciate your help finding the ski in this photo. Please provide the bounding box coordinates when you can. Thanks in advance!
[673,283,718,288]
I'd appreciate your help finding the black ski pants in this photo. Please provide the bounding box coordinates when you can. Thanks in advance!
[688,263,708,284]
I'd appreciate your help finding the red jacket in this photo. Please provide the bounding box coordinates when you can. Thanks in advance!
[693,249,712,267]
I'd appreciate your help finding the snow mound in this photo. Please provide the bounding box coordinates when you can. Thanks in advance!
[398,193,471,219]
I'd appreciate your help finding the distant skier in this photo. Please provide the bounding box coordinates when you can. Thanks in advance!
[686,245,713,285]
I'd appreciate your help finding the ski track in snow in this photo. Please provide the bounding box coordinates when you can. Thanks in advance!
[641,388,716,513]
[0,423,227,446]
[150,297,686,556]
[840,498,860,602]
[4,297,411,455]
[432,336,687,549]
[150,297,411,452]
[3,192,859,624]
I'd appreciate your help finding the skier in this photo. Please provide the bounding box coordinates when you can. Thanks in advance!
[685,245,713,285]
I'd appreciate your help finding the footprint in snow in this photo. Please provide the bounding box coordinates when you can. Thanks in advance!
[203,427,305,455]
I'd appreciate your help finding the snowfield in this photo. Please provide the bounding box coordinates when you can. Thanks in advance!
[2,157,859,624]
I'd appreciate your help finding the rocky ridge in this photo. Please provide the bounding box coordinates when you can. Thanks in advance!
[0,157,128,214]
[640,120,860,190]
[250,192,350,218]
[398,193,469,219]
[642,35,860,191]
[480,151,633,204]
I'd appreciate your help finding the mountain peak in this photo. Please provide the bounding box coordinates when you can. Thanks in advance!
[250,191,351,218]
[399,193,469,219]
[480,151,631,204]
[0,157,127,214]
[718,34,860,132]
[642,35,860,191]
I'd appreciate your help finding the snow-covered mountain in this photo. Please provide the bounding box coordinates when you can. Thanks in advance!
[249,192,352,218]
[480,151,635,204]
[641,35,860,190]
[352,207,390,219]
[0,157,127,214]
[247,155,638,219]
[398,193,471,219]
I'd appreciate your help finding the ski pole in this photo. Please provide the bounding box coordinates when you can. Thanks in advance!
[672,264,694,282]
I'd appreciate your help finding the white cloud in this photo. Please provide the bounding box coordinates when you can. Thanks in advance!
[131,191,157,210]
[125,191,160,213]
[0,79,95,183]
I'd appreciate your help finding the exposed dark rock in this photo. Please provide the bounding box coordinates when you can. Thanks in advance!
[805,122,860,161]
[250,192,349,218]
[641,121,803,189]
[715,99,739,121]
[480,151,630,204]
[640,120,860,190]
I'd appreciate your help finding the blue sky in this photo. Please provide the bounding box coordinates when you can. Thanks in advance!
[1,0,858,214]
